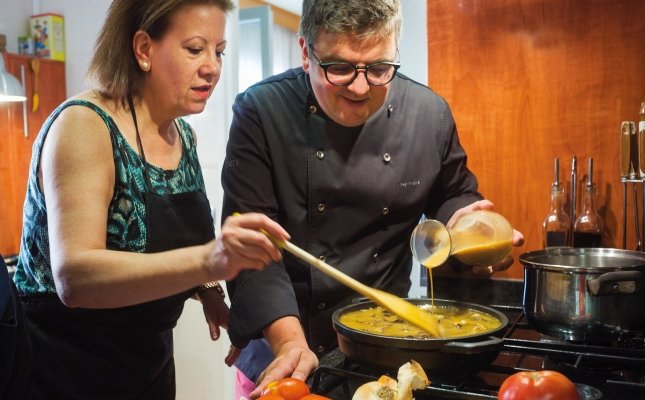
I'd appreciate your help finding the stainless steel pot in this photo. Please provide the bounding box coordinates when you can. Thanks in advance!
[332,298,508,375]
[520,247,645,343]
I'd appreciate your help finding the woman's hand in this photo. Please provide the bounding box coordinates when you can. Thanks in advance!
[204,213,290,281]
[196,289,242,365]
[196,287,230,341]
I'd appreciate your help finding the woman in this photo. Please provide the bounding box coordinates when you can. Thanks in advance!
[11,0,288,399]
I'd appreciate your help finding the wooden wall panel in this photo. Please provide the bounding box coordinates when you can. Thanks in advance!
[427,0,645,280]
[0,102,23,256]
[0,53,66,256]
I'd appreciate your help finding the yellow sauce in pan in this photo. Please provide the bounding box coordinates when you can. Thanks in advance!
[339,304,502,338]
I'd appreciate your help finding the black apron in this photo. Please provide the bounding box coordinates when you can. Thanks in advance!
[1,255,32,400]
[20,101,214,400]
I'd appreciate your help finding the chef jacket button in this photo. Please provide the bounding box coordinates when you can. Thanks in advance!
[316,150,325,160]
[381,207,390,216]
[317,203,326,213]
[309,105,317,114]
[317,345,325,354]
[383,153,391,163]
[317,302,326,310]
[319,255,326,262]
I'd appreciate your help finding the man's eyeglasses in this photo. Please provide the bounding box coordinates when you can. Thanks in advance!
[309,46,400,87]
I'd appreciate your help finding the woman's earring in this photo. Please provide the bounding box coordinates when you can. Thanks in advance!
[141,61,150,71]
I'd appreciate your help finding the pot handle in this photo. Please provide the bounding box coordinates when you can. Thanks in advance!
[441,336,503,354]
[351,297,370,304]
[587,271,642,296]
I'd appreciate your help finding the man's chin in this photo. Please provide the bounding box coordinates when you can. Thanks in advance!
[332,113,370,127]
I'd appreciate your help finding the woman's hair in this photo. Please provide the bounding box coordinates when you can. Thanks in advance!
[299,0,402,47]
[87,0,234,106]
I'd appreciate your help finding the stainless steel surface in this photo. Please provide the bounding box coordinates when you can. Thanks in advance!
[639,102,645,178]
[553,157,560,187]
[570,156,577,235]
[620,121,631,178]
[634,182,643,250]
[20,65,28,137]
[621,121,632,178]
[630,121,639,178]
[520,247,645,343]
[621,178,645,251]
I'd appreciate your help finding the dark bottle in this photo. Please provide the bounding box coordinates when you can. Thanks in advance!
[543,158,571,248]
[573,158,603,248]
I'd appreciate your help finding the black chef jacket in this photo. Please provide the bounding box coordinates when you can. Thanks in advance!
[222,68,482,356]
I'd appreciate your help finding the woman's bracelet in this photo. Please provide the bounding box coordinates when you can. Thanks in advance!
[197,281,226,299]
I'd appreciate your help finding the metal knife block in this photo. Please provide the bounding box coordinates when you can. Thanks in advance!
[621,177,645,251]
[621,120,645,251]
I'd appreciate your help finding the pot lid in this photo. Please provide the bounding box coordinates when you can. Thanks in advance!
[519,247,645,272]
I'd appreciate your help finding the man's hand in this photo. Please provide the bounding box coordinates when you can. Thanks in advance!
[249,316,319,399]
[250,342,318,398]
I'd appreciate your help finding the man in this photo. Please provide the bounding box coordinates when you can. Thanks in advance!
[221,0,524,397]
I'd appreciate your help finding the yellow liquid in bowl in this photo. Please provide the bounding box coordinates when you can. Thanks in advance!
[338,304,502,339]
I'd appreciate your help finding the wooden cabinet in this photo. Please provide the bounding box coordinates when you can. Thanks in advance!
[426,0,645,280]
[0,53,66,256]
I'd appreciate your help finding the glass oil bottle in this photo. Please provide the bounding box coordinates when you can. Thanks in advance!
[573,157,603,247]
[543,158,571,248]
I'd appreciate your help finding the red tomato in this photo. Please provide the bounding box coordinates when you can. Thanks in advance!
[261,380,282,397]
[257,395,286,400]
[498,370,580,400]
[300,395,333,400]
[260,377,311,400]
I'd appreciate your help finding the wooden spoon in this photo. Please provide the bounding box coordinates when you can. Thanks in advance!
[255,223,440,337]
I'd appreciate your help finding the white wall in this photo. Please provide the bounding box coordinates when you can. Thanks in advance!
[31,0,111,96]
[0,1,30,54]
[0,0,428,398]
[400,0,429,297]
[399,0,428,85]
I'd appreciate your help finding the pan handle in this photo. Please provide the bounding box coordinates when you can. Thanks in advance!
[587,271,642,296]
[441,336,503,354]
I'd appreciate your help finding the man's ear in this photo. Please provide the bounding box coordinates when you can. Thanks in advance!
[299,37,310,72]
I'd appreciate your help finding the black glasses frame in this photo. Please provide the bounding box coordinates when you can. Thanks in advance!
[309,46,401,87]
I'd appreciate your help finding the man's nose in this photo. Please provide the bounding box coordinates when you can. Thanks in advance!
[347,70,370,94]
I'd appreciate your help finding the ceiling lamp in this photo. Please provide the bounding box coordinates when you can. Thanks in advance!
[0,54,26,102]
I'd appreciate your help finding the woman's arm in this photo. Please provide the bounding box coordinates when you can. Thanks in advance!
[42,105,287,309]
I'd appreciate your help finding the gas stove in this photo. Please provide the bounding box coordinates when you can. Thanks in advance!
[310,304,645,400]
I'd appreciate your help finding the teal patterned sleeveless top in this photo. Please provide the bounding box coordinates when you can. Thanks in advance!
[13,100,208,295]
